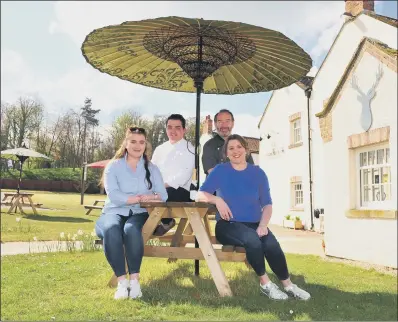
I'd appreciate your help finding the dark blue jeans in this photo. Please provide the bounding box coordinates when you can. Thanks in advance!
[95,212,149,277]
[215,220,290,280]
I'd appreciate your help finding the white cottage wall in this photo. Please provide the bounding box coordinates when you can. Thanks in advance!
[323,53,397,268]
[259,85,315,229]
[310,15,397,219]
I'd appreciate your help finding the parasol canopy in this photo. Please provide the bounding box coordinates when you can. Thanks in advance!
[1,147,52,161]
[1,145,52,193]
[81,16,312,95]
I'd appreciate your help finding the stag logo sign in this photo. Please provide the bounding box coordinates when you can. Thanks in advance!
[350,65,384,132]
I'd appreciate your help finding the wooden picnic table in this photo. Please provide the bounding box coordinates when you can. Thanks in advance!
[84,199,105,215]
[103,201,248,297]
[1,192,39,215]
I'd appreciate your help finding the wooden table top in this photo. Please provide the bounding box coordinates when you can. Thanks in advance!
[140,201,215,209]
[4,192,34,197]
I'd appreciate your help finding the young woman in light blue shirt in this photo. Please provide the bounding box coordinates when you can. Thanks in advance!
[96,126,167,300]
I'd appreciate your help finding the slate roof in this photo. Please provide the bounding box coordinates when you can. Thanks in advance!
[242,136,260,154]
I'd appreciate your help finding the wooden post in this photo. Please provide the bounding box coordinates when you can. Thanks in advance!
[185,207,233,297]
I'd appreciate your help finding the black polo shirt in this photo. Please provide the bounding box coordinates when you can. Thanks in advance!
[201,133,254,175]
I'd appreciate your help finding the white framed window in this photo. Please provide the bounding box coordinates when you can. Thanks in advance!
[293,182,303,207]
[292,119,302,144]
[357,145,391,209]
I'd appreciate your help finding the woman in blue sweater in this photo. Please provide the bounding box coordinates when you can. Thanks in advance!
[96,127,168,300]
[197,134,310,301]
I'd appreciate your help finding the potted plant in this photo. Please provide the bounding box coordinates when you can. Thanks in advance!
[283,215,304,230]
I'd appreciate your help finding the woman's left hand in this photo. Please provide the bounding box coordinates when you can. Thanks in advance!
[256,225,269,237]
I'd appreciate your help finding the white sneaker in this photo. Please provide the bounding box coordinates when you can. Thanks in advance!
[129,279,142,299]
[260,281,288,300]
[114,279,129,300]
[285,283,311,300]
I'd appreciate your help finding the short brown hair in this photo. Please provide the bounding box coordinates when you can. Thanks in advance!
[214,109,234,122]
[222,134,248,159]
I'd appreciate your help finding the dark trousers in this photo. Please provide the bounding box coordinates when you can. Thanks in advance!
[215,220,290,280]
[162,187,191,224]
[95,212,148,277]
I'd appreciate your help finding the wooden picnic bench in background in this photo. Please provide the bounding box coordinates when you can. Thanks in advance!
[84,199,105,215]
[0,192,40,215]
[96,201,249,297]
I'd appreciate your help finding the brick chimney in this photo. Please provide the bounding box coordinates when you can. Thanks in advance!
[345,0,374,17]
[202,115,213,135]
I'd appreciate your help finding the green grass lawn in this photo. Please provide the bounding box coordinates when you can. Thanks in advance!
[1,252,397,321]
[1,190,101,242]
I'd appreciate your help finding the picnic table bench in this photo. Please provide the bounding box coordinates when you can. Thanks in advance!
[84,199,105,215]
[96,201,248,297]
[0,192,39,215]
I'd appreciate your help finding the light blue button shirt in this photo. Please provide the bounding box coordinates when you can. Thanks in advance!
[102,155,168,216]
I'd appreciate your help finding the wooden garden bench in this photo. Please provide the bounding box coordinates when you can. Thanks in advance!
[84,199,105,215]
[1,192,39,215]
[95,202,249,297]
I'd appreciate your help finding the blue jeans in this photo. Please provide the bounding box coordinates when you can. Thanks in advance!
[215,220,290,280]
[95,212,149,277]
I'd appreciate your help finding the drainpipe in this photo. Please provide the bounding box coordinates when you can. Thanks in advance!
[305,87,315,230]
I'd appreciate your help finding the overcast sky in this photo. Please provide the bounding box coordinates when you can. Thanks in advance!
[2,1,396,138]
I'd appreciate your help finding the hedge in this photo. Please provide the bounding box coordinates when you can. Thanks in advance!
[0,168,101,182]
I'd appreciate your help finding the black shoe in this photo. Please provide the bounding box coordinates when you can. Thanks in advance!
[153,219,176,236]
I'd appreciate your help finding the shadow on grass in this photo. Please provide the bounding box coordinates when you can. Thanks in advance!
[23,214,93,223]
[142,263,397,321]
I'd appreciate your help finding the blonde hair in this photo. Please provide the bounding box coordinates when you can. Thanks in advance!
[100,126,152,188]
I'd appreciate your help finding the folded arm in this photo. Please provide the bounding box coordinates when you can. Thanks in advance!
[166,154,195,189]
[151,165,169,202]
[104,164,140,206]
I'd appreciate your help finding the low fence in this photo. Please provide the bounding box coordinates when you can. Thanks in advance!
[0,178,100,193]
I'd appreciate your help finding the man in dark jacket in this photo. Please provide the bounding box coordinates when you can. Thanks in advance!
[202,109,254,175]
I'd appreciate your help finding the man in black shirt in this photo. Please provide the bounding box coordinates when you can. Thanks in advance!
[202,109,254,175]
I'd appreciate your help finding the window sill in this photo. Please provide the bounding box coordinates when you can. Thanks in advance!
[290,208,304,212]
[288,142,303,149]
[346,209,397,219]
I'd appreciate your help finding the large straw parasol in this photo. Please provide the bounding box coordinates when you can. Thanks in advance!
[81,16,312,276]
[1,144,52,193]
[81,16,312,187]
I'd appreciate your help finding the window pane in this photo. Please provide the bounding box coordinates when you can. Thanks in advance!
[372,168,380,184]
[363,185,370,203]
[381,184,391,201]
[368,151,375,165]
[386,148,390,163]
[294,127,301,143]
[360,152,367,167]
[381,166,391,184]
[377,149,384,164]
[363,169,370,185]
[372,185,380,201]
